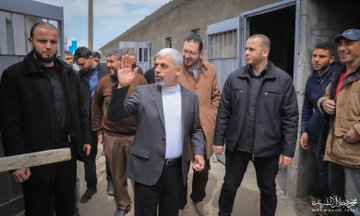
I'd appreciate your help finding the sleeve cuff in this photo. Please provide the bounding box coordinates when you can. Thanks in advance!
[317,96,328,115]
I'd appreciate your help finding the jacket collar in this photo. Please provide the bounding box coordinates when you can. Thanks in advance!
[313,62,340,80]
[345,61,360,83]
[23,50,69,75]
[184,59,209,73]
[329,62,360,98]
[237,61,276,80]
[199,59,208,72]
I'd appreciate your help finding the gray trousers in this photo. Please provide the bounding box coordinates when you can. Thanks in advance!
[344,166,360,216]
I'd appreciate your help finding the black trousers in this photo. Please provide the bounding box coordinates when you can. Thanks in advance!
[180,158,210,208]
[134,161,183,216]
[218,149,279,216]
[22,157,76,216]
[308,140,330,199]
[84,133,98,189]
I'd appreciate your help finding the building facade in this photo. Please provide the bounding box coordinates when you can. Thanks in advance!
[99,0,360,198]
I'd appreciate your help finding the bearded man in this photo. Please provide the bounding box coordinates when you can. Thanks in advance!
[0,21,91,216]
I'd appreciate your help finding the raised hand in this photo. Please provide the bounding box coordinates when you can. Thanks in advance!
[116,54,137,88]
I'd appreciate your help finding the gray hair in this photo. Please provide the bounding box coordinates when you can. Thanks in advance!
[155,48,183,67]
[107,49,125,60]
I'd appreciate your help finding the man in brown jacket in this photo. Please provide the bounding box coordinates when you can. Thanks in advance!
[318,28,360,215]
[178,35,221,215]
[92,50,147,216]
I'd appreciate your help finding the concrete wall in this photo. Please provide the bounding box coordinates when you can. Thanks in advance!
[100,0,278,58]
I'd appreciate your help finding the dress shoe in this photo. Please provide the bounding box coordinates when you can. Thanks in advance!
[107,180,114,196]
[194,201,209,215]
[74,207,80,216]
[113,208,127,216]
[80,188,97,203]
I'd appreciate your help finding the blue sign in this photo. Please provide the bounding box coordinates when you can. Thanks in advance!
[68,40,77,54]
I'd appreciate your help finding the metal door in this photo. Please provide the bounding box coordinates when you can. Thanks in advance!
[119,41,151,72]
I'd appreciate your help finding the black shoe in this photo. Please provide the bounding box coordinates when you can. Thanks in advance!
[74,207,80,216]
[107,180,114,196]
[80,188,97,203]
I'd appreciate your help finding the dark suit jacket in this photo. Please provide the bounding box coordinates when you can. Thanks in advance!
[107,83,204,186]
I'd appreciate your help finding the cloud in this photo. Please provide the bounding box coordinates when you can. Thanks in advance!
[33,0,170,49]
[93,0,168,17]
[34,0,86,19]
[95,0,168,6]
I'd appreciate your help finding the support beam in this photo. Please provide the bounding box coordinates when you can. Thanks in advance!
[88,0,93,50]
[0,148,71,173]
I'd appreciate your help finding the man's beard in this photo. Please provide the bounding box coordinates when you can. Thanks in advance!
[155,75,177,87]
[110,68,117,77]
[184,59,198,69]
[33,48,56,63]
[155,80,166,87]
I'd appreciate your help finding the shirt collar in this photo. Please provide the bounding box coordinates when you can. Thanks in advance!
[190,61,200,73]
[247,64,268,78]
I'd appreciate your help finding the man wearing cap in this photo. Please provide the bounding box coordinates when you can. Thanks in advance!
[318,28,360,215]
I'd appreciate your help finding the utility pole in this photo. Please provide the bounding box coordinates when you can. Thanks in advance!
[88,0,93,50]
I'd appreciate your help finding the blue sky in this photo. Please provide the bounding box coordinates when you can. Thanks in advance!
[34,0,170,50]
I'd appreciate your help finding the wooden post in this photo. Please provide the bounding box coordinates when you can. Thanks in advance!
[0,148,71,172]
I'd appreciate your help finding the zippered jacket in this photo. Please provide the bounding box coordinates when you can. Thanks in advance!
[317,63,360,168]
[301,63,339,142]
[214,61,299,157]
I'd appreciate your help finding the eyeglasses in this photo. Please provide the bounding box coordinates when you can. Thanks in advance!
[182,49,199,57]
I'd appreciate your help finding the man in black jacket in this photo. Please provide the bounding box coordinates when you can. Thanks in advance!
[213,34,299,216]
[0,22,91,216]
[300,43,337,209]
[74,46,110,203]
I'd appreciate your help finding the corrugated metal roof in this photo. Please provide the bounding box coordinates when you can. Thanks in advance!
[100,0,191,50]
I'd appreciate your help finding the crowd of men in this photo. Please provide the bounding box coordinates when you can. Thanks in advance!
[0,21,359,216]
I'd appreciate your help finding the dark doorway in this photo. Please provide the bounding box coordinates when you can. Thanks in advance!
[247,6,296,78]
